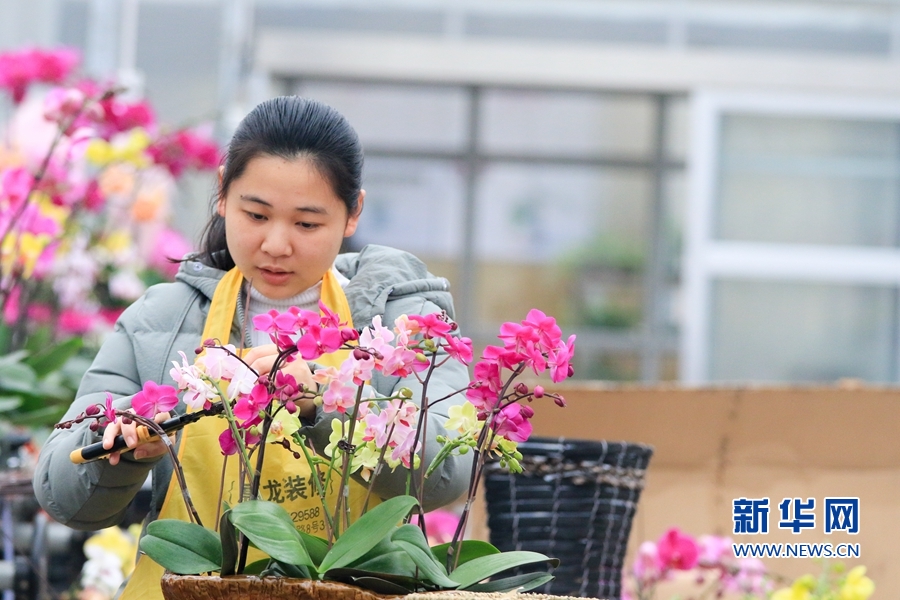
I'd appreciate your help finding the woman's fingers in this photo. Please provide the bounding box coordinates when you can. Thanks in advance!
[104,410,174,465]
[243,344,278,367]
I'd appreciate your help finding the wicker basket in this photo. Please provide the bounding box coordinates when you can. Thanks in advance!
[482,437,653,599]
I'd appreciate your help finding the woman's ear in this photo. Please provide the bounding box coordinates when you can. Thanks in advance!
[216,166,226,217]
[343,190,365,237]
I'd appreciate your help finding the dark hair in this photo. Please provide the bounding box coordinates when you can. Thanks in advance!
[195,96,364,270]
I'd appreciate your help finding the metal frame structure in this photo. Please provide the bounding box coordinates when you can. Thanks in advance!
[279,76,684,381]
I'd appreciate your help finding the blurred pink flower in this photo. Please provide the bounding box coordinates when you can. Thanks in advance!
[724,557,769,595]
[148,227,192,278]
[148,128,220,176]
[0,47,79,103]
[411,509,460,546]
[656,527,699,571]
[632,540,661,582]
[2,286,21,324]
[697,534,732,566]
[58,308,97,334]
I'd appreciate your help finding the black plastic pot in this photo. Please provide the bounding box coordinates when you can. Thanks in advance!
[482,437,653,599]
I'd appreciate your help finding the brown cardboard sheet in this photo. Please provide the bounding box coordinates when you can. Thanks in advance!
[469,384,899,595]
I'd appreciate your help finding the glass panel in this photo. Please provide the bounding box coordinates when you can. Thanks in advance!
[351,157,464,265]
[709,279,897,382]
[473,163,651,328]
[294,81,469,151]
[480,90,655,157]
[716,114,900,247]
[665,97,689,162]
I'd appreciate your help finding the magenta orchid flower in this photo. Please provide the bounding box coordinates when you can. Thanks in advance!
[408,313,452,340]
[656,527,699,571]
[444,335,474,365]
[131,380,179,419]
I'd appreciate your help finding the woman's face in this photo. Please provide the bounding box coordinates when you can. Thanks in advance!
[217,154,363,299]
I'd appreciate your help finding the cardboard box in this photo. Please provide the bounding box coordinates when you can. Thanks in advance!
[468,383,897,594]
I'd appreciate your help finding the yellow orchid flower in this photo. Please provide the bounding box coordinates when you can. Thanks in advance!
[115,128,151,167]
[100,230,133,255]
[1,232,50,279]
[84,526,139,577]
[840,566,874,600]
[36,192,69,226]
[85,139,113,166]
[267,411,302,444]
[444,401,478,434]
[771,575,816,600]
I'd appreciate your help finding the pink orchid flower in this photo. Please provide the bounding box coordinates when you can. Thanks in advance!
[656,527,699,571]
[131,381,179,419]
[408,313,452,340]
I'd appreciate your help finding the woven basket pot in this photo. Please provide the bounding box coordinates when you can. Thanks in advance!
[159,574,398,600]
[482,437,653,599]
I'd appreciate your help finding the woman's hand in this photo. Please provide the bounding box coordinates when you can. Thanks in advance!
[102,410,174,465]
[243,344,317,418]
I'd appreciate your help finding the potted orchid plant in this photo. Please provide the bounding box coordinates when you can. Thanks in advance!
[60,305,576,596]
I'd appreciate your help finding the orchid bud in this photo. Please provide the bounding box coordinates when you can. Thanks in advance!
[399,387,413,399]
[515,383,528,395]
[520,405,535,419]
[423,339,436,352]
[342,328,359,342]
[293,452,301,459]
[449,321,458,331]
[297,383,306,393]
[194,347,203,355]
[75,415,84,423]
[567,365,575,378]
[203,338,217,347]
[458,445,469,455]
[122,417,132,425]
[436,435,447,443]
[285,400,297,414]
[353,348,369,361]
[258,410,267,421]
[89,421,100,432]
[533,385,544,398]
[249,425,260,436]
[554,395,567,408]
[85,404,101,416]
[415,352,428,363]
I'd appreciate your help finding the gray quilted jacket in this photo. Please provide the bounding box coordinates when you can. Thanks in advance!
[34,245,473,530]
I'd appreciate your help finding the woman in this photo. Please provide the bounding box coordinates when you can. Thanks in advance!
[34,96,472,598]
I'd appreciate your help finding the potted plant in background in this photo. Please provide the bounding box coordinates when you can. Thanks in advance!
[61,306,578,597]
[0,45,219,432]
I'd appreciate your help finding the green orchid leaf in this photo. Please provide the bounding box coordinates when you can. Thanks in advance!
[391,525,458,588]
[449,551,558,588]
[351,548,417,578]
[0,397,22,413]
[325,568,423,593]
[0,359,36,394]
[0,350,28,368]
[242,559,270,575]
[466,572,555,592]
[266,561,312,579]
[218,511,238,576]
[297,530,329,567]
[431,540,501,569]
[318,495,417,573]
[141,520,222,574]
[339,576,417,595]
[25,337,82,378]
[228,500,312,567]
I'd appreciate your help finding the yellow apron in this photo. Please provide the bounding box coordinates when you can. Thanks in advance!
[121,268,372,600]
